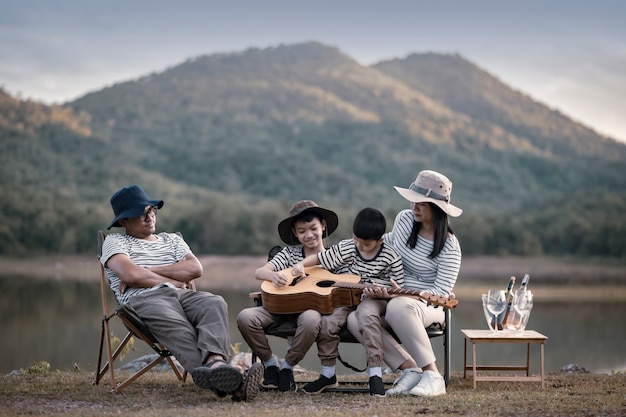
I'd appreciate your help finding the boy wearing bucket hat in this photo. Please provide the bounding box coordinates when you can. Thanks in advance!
[102,185,262,401]
[350,170,462,397]
[237,200,343,392]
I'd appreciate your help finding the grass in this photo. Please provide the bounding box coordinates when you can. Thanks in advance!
[1,367,625,416]
[2,255,624,415]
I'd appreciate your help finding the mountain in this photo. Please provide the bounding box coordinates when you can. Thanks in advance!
[373,52,623,160]
[2,42,625,258]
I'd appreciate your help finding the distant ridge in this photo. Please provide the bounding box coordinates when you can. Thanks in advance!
[374,52,622,160]
[1,41,625,257]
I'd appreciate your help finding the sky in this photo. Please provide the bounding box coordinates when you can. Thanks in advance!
[1,0,625,143]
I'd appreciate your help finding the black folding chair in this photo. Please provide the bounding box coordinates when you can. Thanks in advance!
[247,246,452,390]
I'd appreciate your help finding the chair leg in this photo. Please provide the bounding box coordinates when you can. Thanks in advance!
[164,352,185,381]
[95,330,134,390]
[93,317,107,386]
[112,355,167,393]
[444,308,451,386]
[101,316,118,390]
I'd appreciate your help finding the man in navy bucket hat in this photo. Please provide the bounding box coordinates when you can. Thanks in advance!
[107,185,164,229]
[101,185,262,401]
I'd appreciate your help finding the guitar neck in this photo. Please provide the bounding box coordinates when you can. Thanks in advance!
[334,282,458,309]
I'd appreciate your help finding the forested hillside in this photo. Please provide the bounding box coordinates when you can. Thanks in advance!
[1,42,625,258]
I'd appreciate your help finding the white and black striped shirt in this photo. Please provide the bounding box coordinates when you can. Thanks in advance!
[269,246,306,271]
[101,232,192,305]
[384,209,461,297]
[269,245,348,275]
[316,239,404,287]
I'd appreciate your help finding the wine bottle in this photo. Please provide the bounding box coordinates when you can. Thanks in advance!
[519,274,530,291]
[500,276,516,329]
[507,273,531,330]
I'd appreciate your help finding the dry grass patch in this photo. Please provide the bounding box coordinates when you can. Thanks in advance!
[1,368,625,417]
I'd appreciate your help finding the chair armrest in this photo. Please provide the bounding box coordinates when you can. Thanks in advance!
[249,291,262,307]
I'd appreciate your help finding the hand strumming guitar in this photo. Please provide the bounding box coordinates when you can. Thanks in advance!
[291,262,306,280]
[270,270,292,288]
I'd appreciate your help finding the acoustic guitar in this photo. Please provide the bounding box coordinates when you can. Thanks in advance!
[260,266,458,314]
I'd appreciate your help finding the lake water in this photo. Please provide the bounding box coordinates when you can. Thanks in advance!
[1,276,625,376]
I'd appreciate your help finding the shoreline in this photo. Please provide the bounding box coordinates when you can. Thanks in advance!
[1,254,625,301]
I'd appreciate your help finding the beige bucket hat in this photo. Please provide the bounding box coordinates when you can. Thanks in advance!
[394,170,463,217]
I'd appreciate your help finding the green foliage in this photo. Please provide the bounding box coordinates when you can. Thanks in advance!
[110,333,134,361]
[25,361,50,374]
[1,42,626,259]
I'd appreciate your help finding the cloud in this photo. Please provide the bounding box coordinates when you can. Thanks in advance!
[1,0,625,141]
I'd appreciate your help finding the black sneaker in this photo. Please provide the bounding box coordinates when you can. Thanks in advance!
[301,374,339,394]
[278,368,296,392]
[369,376,386,397]
[261,365,279,389]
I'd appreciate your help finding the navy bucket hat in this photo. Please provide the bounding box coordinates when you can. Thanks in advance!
[108,185,164,229]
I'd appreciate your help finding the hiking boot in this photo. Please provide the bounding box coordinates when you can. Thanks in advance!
[301,374,338,394]
[369,375,386,397]
[408,370,446,397]
[278,368,296,392]
[232,362,263,402]
[261,365,279,389]
[386,368,423,395]
[191,360,242,394]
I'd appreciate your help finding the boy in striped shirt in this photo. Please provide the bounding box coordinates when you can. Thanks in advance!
[292,207,404,396]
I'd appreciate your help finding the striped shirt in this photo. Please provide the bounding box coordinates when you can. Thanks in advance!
[316,239,404,287]
[100,232,192,305]
[269,245,348,274]
[384,209,461,297]
[268,246,306,271]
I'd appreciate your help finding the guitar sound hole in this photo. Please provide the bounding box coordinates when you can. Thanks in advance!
[316,280,336,288]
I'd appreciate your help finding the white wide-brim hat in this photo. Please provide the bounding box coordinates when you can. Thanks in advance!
[394,170,463,217]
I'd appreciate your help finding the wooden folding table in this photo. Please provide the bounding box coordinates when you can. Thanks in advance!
[461,329,548,389]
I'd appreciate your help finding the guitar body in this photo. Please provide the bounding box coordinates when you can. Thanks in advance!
[260,266,362,314]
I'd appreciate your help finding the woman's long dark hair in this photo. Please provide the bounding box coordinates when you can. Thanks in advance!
[406,203,454,259]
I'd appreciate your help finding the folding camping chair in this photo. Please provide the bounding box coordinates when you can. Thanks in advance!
[248,246,452,389]
[93,230,194,393]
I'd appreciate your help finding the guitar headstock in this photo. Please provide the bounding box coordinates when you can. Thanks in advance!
[421,292,459,309]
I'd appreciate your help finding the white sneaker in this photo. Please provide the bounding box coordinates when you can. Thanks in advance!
[408,370,446,397]
[386,368,423,395]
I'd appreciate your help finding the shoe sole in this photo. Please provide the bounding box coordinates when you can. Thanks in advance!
[301,381,339,395]
[278,384,297,392]
[243,363,263,402]
[386,390,410,395]
[410,389,446,397]
[191,365,242,394]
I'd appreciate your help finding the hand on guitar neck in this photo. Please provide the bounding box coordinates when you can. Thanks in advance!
[360,278,402,300]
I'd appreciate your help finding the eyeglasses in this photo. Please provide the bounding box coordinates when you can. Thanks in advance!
[139,206,159,221]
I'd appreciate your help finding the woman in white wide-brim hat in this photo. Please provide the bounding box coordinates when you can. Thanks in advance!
[347,170,462,397]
